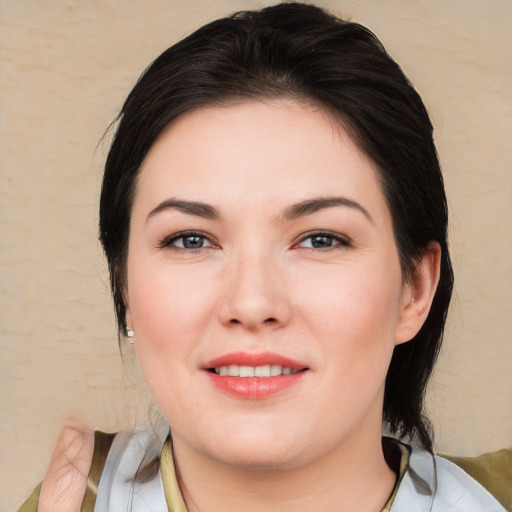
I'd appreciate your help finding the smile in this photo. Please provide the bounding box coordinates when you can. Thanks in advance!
[204,351,309,399]
[212,365,300,377]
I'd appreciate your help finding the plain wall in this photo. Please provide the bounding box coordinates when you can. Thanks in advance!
[1,0,511,509]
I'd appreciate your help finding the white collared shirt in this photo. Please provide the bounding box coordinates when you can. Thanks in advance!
[93,425,506,512]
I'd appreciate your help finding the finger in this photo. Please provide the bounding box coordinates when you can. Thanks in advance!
[38,422,94,512]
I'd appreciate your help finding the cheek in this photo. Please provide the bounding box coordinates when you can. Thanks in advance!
[128,263,217,346]
[303,259,401,321]
[297,259,403,363]
[125,261,224,417]
[127,267,214,422]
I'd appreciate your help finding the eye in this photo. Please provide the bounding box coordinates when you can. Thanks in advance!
[296,231,350,250]
[160,231,216,250]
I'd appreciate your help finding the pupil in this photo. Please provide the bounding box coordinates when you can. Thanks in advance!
[312,235,331,248]
[184,235,203,248]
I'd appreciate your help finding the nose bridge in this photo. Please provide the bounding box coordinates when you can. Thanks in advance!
[219,241,290,329]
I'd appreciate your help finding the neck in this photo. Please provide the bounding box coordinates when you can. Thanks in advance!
[170,425,397,512]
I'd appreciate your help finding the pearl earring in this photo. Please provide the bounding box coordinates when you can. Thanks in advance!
[126,326,135,343]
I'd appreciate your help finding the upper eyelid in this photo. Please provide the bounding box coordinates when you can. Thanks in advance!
[159,229,350,248]
[160,230,216,248]
[295,230,351,244]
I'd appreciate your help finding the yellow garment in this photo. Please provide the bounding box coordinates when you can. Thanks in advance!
[17,431,512,511]
[381,441,410,512]
[160,438,193,512]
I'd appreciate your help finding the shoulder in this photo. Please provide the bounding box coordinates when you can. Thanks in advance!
[439,449,512,512]
[390,440,509,511]
[92,424,169,511]
[432,453,508,511]
[18,421,174,512]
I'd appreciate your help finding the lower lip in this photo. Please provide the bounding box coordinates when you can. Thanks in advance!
[206,372,305,399]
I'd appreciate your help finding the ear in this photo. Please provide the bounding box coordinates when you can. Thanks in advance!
[395,242,441,345]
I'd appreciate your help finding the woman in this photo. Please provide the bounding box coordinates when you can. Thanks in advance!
[19,3,509,511]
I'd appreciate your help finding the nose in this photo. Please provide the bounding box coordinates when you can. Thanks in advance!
[218,251,291,332]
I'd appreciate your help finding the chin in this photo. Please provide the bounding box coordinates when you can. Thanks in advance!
[199,421,315,471]
[212,443,303,471]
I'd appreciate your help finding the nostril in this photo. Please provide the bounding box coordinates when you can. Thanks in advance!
[228,317,276,325]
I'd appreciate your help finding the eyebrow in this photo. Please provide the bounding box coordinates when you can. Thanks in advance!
[281,196,374,224]
[147,199,221,222]
[147,196,373,224]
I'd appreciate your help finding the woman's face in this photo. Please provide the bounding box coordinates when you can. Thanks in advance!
[125,100,427,470]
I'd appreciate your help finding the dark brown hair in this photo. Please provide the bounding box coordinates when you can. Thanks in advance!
[100,2,453,451]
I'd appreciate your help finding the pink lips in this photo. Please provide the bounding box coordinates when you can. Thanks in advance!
[204,351,306,370]
[203,351,308,400]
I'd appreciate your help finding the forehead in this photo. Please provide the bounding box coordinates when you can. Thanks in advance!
[135,99,389,224]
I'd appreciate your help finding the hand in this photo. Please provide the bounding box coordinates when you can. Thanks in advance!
[38,421,94,512]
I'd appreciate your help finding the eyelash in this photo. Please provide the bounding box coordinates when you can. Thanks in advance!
[159,231,217,252]
[295,231,351,251]
[158,230,351,252]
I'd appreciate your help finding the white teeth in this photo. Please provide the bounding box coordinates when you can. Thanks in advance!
[254,365,271,377]
[239,365,255,377]
[270,364,282,376]
[214,364,299,377]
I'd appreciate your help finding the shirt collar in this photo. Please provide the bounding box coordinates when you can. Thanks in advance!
[159,435,425,512]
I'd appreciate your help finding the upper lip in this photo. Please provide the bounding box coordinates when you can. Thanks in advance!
[203,351,308,370]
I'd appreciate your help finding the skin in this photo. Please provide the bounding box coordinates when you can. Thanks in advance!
[40,99,440,511]
[38,422,93,512]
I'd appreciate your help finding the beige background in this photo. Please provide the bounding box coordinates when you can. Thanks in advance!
[1,0,511,509]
